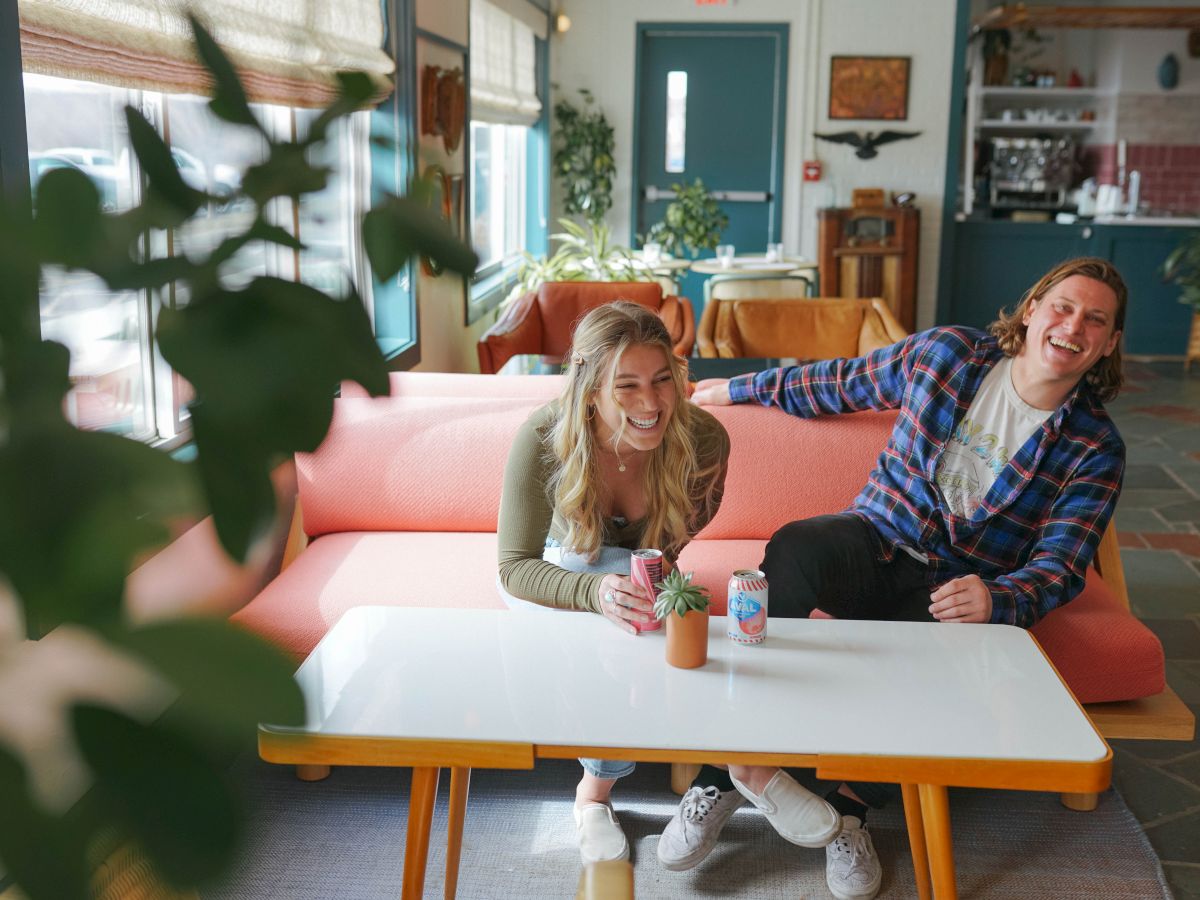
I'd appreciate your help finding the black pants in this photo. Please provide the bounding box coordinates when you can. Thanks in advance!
[763,513,935,809]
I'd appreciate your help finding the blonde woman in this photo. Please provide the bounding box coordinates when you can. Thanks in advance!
[496,300,728,864]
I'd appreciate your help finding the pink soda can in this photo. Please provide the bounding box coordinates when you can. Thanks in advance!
[630,548,664,632]
[727,569,768,644]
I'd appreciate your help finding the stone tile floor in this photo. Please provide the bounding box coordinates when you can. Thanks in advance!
[1106,361,1200,900]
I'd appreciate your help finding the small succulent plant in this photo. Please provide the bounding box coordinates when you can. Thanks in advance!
[653,569,712,619]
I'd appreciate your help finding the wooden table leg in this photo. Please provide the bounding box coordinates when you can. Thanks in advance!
[402,766,441,900]
[901,783,932,900]
[918,783,957,900]
[445,767,470,900]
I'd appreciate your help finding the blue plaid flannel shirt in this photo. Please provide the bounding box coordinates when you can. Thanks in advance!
[728,327,1125,628]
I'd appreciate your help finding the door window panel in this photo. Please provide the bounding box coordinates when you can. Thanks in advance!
[665,70,687,174]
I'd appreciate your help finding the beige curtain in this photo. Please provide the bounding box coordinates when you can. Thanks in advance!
[470,0,542,126]
[18,0,396,107]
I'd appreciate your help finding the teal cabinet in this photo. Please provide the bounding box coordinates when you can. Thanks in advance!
[950,221,1095,329]
[949,221,1196,355]
[1093,225,1194,356]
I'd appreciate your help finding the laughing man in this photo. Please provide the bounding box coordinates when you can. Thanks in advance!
[662,256,1127,900]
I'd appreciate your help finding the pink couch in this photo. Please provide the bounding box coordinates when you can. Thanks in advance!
[233,373,1164,706]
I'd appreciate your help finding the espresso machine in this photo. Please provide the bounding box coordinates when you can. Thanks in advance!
[989,137,1077,210]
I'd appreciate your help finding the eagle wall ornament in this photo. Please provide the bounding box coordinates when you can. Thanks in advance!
[814,130,922,159]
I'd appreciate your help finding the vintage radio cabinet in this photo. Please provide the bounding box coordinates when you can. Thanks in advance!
[817,206,919,332]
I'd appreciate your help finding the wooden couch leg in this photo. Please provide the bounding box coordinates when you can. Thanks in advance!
[297,764,331,782]
[1061,791,1099,811]
[671,763,701,795]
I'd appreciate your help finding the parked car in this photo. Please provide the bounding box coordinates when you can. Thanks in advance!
[38,147,120,211]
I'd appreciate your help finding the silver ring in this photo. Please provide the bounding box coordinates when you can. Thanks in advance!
[604,589,617,605]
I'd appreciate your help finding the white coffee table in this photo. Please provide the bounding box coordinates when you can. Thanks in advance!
[259,607,1110,900]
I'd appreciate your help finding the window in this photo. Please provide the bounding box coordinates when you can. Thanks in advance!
[470,121,528,273]
[467,0,546,322]
[23,72,374,445]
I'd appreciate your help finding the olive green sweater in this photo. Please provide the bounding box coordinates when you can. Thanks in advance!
[497,403,729,612]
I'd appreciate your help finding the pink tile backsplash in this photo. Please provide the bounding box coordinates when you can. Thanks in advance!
[1080,143,1200,214]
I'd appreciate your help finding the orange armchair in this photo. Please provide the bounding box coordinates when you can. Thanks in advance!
[697,296,908,360]
[477,281,695,374]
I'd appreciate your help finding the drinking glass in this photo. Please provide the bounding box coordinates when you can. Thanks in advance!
[766,242,784,263]
[716,244,735,268]
[643,241,662,265]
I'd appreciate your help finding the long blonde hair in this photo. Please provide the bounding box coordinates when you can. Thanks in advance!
[988,256,1128,402]
[548,301,722,561]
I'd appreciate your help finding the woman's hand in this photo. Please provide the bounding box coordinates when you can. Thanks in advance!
[929,575,993,623]
[691,379,732,406]
[597,574,656,635]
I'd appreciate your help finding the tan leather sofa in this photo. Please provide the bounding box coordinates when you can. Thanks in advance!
[477,281,695,374]
[697,296,908,359]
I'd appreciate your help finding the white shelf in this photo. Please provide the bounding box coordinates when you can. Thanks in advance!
[979,120,1097,131]
[978,86,1112,100]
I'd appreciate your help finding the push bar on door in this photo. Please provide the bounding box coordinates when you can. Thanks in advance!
[643,186,771,203]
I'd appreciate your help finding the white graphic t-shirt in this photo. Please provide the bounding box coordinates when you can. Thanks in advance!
[935,357,1054,519]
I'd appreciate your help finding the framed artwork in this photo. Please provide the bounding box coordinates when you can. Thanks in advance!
[829,56,910,120]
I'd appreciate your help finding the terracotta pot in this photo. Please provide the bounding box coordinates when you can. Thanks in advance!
[665,609,709,669]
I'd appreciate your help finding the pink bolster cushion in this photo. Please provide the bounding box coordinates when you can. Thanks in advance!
[299,396,542,537]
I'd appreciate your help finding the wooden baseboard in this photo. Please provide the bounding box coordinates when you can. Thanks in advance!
[1085,685,1195,741]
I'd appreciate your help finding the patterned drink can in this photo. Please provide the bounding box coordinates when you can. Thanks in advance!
[727,569,768,644]
[631,549,664,632]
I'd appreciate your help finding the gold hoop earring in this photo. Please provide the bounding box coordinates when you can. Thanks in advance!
[586,405,595,421]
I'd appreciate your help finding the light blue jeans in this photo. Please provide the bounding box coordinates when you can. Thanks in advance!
[499,538,638,782]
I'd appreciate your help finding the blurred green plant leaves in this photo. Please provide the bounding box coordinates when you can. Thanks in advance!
[108,618,304,743]
[125,107,207,219]
[0,746,89,900]
[0,421,197,639]
[364,193,477,281]
[73,704,242,886]
[189,15,260,132]
[0,11,480,898]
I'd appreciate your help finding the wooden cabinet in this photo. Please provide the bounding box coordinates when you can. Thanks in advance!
[818,206,919,332]
[949,221,1194,356]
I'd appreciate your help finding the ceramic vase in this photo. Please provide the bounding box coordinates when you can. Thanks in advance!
[665,609,709,669]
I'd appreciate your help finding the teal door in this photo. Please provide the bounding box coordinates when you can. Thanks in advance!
[633,24,788,320]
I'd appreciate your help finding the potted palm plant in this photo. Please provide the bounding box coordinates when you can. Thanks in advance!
[654,569,711,669]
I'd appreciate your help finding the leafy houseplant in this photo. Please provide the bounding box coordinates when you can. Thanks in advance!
[509,217,657,301]
[0,17,475,900]
[552,88,616,223]
[645,178,729,260]
[654,569,712,669]
[1161,230,1200,371]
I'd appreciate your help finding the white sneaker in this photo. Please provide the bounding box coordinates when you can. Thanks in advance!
[729,770,841,848]
[574,802,629,864]
[656,785,747,871]
[825,815,882,900]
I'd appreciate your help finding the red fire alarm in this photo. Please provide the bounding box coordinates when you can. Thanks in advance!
[803,160,823,182]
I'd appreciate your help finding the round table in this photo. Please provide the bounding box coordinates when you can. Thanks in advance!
[689,255,817,276]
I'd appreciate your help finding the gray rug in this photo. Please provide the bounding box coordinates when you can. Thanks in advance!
[204,757,1172,899]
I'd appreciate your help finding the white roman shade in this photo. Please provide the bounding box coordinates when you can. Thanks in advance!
[17,0,396,108]
[470,0,543,126]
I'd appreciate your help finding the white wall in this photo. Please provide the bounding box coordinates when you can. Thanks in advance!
[552,0,957,329]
